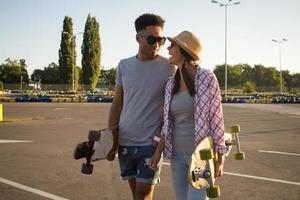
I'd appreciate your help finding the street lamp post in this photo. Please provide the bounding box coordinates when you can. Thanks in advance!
[272,38,287,94]
[211,0,240,97]
[62,31,83,93]
[20,75,23,92]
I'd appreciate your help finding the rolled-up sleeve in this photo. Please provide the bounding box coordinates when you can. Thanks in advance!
[208,74,229,154]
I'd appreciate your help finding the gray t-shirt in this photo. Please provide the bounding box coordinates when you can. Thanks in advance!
[170,90,195,155]
[116,55,175,146]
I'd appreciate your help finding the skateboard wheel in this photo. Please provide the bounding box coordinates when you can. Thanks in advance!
[88,130,101,141]
[235,152,245,160]
[206,185,220,198]
[73,142,89,160]
[200,148,213,160]
[230,125,240,133]
[81,163,94,175]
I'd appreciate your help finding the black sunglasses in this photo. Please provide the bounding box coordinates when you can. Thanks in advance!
[140,35,166,45]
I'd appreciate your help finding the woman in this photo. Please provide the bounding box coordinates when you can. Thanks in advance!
[149,31,229,200]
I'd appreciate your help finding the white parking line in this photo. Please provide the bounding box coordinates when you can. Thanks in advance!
[0,177,69,200]
[162,162,300,186]
[224,172,300,186]
[0,140,32,144]
[258,150,300,156]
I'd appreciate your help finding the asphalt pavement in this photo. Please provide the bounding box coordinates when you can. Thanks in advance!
[0,103,299,200]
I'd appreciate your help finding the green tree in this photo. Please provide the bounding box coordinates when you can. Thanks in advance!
[31,63,60,84]
[213,64,226,88]
[100,68,116,85]
[263,67,280,88]
[282,70,292,88]
[228,64,242,88]
[58,16,77,88]
[240,64,255,84]
[290,73,300,88]
[31,69,43,83]
[243,81,256,93]
[0,81,4,91]
[0,58,29,84]
[81,14,101,91]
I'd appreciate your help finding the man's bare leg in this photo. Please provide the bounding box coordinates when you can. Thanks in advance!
[128,179,137,200]
[135,182,155,200]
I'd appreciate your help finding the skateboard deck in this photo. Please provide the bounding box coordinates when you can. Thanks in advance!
[188,125,245,198]
[73,128,113,174]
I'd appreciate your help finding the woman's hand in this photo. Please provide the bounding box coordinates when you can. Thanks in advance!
[149,151,162,171]
[215,153,225,177]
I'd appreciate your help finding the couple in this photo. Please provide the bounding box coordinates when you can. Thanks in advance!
[107,13,228,200]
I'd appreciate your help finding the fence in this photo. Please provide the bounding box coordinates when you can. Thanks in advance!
[2,84,115,93]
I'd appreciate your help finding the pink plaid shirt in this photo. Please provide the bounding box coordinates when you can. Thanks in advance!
[162,66,229,159]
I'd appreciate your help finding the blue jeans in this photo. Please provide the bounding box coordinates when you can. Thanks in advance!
[170,154,208,200]
[118,145,162,184]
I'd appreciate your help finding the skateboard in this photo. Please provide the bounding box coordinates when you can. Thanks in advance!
[73,128,113,175]
[188,125,245,198]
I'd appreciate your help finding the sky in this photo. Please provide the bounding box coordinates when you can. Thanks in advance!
[0,0,300,75]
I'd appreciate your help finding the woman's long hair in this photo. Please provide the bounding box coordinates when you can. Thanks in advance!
[173,48,196,96]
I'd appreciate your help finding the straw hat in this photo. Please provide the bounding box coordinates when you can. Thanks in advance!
[167,31,202,61]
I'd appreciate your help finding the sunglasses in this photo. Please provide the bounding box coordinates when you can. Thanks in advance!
[140,34,166,45]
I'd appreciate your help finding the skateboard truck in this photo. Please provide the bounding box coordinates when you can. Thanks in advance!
[230,125,245,160]
[200,148,220,198]
[73,130,101,175]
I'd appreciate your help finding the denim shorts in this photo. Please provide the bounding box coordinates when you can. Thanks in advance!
[118,145,162,184]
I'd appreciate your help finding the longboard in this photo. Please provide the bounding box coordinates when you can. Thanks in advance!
[73,128,113,174]
[188,125,245,198]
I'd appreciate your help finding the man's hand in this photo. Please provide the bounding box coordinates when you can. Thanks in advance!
[106,144,118,161]
[215,153,225,177]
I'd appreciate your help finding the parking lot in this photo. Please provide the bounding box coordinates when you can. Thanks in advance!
[0,103,300,200]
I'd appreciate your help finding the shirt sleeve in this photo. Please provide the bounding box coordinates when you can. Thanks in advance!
[208,73,229,154]
[115,61,122,86]
[161,76,173,136]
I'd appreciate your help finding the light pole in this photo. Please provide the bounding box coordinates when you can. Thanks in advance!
[211,0,240,97]
[62,31,83,93]
[272,38,287,94]
[20,75,23,92]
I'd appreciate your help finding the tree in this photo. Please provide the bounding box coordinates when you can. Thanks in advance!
[0,58,29,84]
[243,81,256,93]
[58,16,77,88]
[282,70,292,88]
[31,69,43,83]
[291,73,300,88]
[0,81,4,91]
[99,68,116,85]
[228,64,242,88]
[31,63,60,84]
[240,64,255,84]
[213,64,226,88]
[81,14,101,91]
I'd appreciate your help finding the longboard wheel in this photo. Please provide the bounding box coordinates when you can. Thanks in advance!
[235,152,245,160]
[73,142,89,160]
[81,163,94,175]
[200,148,213,160]
[206,185,220,198]
[230,125,240,133]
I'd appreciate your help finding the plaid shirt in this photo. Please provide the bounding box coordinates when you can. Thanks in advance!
[162,66,229,159]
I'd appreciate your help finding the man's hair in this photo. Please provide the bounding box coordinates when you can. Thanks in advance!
[135,13,165,33]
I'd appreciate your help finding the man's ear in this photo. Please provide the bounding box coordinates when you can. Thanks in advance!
[136,34,140,43]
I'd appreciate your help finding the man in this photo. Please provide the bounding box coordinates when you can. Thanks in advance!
[107,13,175,200]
